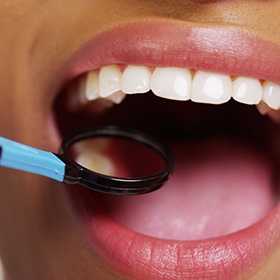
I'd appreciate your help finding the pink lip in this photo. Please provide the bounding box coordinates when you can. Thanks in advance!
[70,186,280,279]
[62,21,280,279]
[64,20,280,84]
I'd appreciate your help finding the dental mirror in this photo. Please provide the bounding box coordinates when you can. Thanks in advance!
[0,126,174,195]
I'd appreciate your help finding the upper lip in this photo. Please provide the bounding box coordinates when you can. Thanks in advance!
[60,20,280,87]
[56,20,280,279]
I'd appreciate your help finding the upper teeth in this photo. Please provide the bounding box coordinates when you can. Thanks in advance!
[73,64,280,110]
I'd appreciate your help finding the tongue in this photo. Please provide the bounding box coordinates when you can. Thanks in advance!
[96,137,276,241]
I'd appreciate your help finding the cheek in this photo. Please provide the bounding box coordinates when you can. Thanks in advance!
[0,172,46,233]
[0,171,39,269]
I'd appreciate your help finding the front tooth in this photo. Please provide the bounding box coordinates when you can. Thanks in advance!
[232,77,263,105]
[85,71,99,101]
[151,67,192,101]
[121,65,151,94]
[262,81,280,110]
[99,65,122,98]
[191,71,232,104]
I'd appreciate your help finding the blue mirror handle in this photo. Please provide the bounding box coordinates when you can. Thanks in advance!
[0,137,65,182]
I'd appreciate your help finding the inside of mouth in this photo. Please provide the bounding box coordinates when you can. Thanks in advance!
[54,91,280,240]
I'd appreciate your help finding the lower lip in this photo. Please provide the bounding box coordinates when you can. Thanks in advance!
[67,185,280,279]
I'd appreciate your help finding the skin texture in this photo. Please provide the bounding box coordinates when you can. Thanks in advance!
[1,1,280,279]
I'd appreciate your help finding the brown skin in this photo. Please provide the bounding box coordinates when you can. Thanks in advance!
[1,1,280,279]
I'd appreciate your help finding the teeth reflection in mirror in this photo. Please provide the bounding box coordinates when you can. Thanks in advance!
[75,139,115,176]
[74,138,110,154]
[263,81,280,110]
[191,71,232,104]
[85,71,99,101]
[233,77,263,105]
[99,65,122,98]
[121,65,151,94]
[76,152,115,176]
[151,67,192,100]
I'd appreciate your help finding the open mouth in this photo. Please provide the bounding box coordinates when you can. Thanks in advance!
[51,22,280,279]
[55,62,280,239]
